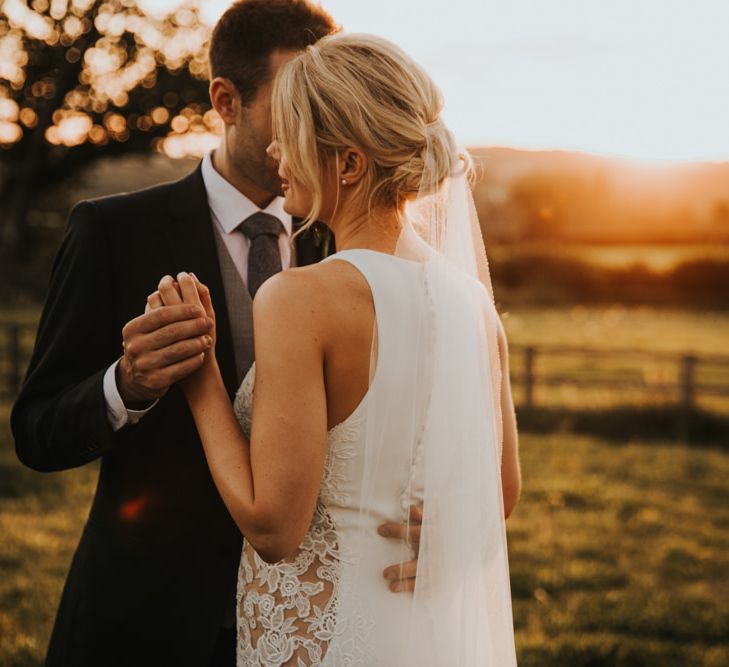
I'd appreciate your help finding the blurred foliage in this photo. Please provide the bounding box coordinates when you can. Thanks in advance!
[490,252,729,310]
[0,0,217,262]
[0,153,192,300]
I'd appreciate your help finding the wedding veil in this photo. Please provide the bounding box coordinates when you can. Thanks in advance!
[348,127,517,665]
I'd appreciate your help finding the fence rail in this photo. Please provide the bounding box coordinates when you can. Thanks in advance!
[509,343,729,412]
[2,323,729,413]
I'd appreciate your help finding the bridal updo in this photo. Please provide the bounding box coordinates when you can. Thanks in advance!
[271,33,469,227]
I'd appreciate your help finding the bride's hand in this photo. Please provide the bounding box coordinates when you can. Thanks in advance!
[149,273,218,391]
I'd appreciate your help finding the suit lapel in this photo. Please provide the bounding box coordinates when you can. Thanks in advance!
[164,165,239,398]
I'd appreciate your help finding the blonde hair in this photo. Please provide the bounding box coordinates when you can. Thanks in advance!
[271,33,471,229]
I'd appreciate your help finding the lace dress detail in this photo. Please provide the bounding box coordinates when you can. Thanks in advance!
[233,365,372,666]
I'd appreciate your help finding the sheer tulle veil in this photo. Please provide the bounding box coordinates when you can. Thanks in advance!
[349,128,517,665]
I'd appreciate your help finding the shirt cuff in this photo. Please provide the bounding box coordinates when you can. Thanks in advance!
[103,359,158,432]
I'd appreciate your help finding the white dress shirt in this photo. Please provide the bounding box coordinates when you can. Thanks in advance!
[201,151,293,285]
[103,150,293,431]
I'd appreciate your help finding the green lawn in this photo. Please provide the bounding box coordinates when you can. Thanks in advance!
[1,400,728,666]
[509,432,729,666]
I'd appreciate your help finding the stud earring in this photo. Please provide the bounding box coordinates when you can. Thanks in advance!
[341,179,347,185]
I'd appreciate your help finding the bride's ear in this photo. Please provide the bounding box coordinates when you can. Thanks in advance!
[339,147,367,186]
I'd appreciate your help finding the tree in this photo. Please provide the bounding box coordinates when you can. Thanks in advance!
[0,0,217,263]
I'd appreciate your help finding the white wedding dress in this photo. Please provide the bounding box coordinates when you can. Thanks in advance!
[233,249,516,666]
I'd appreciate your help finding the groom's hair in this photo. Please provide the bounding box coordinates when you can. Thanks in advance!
[209,0,339,106]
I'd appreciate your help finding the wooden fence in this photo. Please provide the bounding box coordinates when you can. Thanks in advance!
[509,344,729,413]
[2,322,729,414]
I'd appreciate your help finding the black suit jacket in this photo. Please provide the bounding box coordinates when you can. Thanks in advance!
[10,165,332,666]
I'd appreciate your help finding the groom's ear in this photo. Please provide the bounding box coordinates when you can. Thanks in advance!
[209,77,240,124]
[340,147,368,185]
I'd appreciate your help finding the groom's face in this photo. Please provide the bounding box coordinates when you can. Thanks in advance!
[228,49,299,197]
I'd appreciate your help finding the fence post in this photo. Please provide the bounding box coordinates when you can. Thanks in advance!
[524,346,536,409]
[680,354,697,413]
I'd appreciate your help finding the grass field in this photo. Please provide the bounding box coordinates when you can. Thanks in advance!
[501,306,729,355]
[509,434,729,666]
[0,404,98,666]
[1,399,728,666]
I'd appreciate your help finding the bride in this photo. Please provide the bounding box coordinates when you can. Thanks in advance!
[157,33,520,666]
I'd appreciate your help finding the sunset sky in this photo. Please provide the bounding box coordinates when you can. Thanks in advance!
[140,0,729,163]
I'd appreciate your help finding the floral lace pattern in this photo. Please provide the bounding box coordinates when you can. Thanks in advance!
[233,365,372,666]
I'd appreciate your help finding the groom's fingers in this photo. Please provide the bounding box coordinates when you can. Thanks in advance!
[129,305,204,335]
[120,303,211,402]
[146,319,213,351]
[123,310,212,360]
[377,521,421,544]
[390,579,416,593]
[146,352,207,389]
[383,560,418,593]
[408,504,424,524]
[135,337,212,373]
[378,504,423,546]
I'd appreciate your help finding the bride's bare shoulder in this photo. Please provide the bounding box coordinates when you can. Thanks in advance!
[251,261,367,325]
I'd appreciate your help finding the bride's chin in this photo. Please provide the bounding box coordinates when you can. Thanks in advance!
[282,199,303,217]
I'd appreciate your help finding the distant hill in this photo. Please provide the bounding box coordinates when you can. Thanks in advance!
[469,146,729,244]
[43,149,729,246]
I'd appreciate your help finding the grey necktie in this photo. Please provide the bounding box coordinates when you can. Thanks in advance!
[238,212,285,298]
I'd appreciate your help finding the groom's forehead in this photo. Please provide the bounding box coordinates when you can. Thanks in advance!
[245,49,301,106]
[248,49,301,100]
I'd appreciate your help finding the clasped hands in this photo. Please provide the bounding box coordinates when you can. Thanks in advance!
[118,272,422,592]
[117,273,213,408]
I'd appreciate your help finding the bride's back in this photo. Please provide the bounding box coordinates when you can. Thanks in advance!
[317,247,504,664]
[309,247,429,429]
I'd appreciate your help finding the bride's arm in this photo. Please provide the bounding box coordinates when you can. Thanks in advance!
[171,272,329,564]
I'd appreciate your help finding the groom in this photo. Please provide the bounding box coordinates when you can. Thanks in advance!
[11,1,417,665]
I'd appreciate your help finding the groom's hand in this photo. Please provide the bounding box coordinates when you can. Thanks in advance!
[379,504,423,593]
[118,288,213,406]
